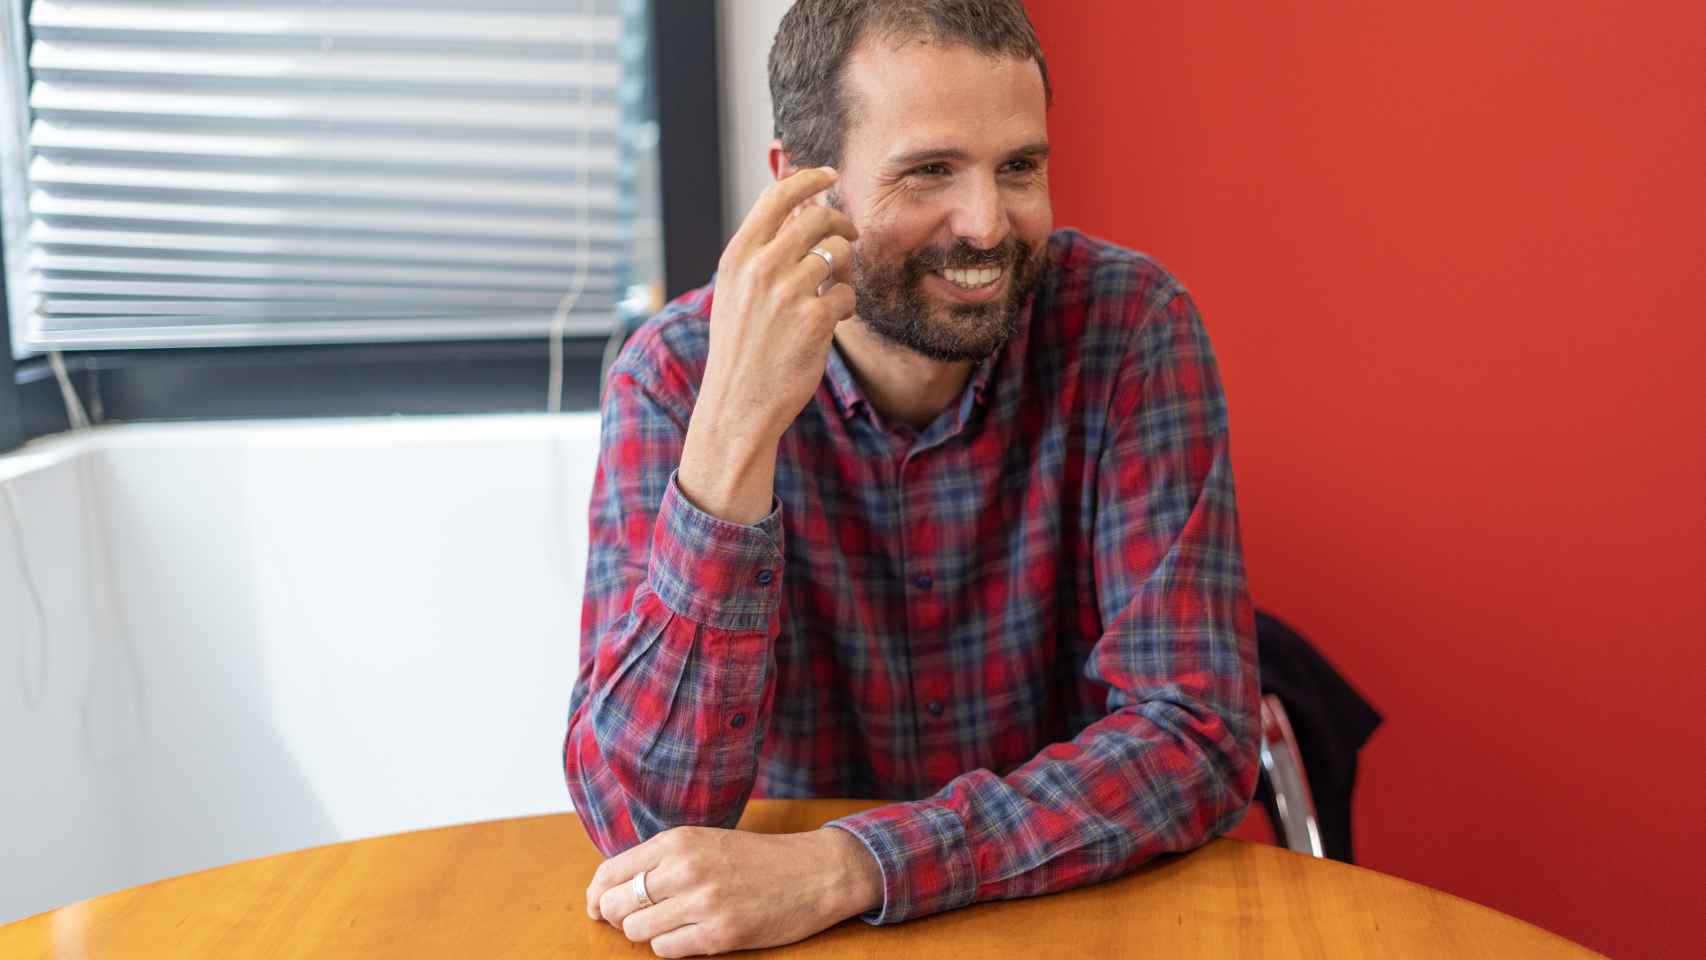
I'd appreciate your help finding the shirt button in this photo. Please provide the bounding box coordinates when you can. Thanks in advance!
[730,713,747,729]
[755,569,774,586]
[926,700,944,717]
[913,574,933,590]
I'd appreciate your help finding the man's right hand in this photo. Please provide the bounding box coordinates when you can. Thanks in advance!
[677,167,858,524]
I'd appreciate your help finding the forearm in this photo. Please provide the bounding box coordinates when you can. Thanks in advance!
[826,673,1259,924]
[677,385,782,526]
[564,593,778,855]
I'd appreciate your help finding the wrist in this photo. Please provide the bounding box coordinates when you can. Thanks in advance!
[678,416,778,526]
[817,827,883,920]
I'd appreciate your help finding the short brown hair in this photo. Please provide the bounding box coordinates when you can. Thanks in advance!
[768,0,1052,170]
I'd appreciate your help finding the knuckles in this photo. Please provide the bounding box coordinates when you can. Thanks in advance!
[658,824,704,850]
[672,857,702,886]
[791,205,835,235]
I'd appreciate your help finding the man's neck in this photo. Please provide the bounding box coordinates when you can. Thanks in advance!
[832,320,973,433]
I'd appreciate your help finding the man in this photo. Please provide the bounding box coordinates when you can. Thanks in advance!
[564,1,1259,955]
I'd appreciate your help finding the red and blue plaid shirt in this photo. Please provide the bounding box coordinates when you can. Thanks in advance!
[564,228,1260,924]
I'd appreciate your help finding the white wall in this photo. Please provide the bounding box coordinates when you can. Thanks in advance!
[717,0,792,237]
[0,415,600,924]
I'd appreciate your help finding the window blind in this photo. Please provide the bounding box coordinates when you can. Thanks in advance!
[4,0,653,351]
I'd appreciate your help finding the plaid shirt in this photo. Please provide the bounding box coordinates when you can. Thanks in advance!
[564,228,1259,925]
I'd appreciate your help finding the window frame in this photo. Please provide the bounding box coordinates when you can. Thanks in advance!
[0,0,723,454]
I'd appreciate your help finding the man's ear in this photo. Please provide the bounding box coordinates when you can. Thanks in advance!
[769,139,836,209]
[767,139,798,181]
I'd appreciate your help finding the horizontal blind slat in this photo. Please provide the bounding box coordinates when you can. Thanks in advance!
[31,193,632,242]
[30,3,624,45]
[35,254,611,290]
[40,296,617,318]
[31,83,622,131]
[30,226,623,268]
[31,121,624,173]
[30,157,621,208]
[35,279,615,304]
[28,315,618,349]
[31,42,623,88]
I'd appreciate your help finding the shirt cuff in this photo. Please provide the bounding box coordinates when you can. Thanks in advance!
[646,469,785,632]
[824,801,976,925]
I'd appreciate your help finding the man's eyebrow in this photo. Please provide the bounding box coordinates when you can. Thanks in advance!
[884,141,1052,169]
[886,147,972,169]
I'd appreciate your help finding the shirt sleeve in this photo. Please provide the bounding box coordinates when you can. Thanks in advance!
[563,356,785,855]
[824,286,1261,924]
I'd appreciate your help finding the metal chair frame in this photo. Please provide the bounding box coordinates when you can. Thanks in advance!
[1258,693,1324,858]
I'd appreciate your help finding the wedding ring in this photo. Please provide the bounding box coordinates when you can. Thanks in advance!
[631,869,654,910]
[807,245,835,281]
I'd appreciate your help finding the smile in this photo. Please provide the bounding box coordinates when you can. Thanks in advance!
[937,266,1003,289]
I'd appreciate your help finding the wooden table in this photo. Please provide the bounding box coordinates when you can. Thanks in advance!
[1,799,1601,958]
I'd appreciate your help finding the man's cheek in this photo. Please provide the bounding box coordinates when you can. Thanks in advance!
[1006,194,1051,244]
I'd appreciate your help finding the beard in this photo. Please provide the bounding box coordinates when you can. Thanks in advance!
[830,198,1043,363]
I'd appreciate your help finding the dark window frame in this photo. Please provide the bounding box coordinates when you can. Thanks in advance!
[0,0,722,454]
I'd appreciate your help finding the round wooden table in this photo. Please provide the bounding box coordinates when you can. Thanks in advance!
[1,799,1601,958]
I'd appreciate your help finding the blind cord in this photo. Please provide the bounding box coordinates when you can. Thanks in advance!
[546,0,594,415]
[48,350,90,430]
[543,0,596,600]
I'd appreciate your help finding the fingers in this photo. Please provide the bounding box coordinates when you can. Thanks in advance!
[734,167,840,250]
[597,877,651,931]
[620,894,696,946]
[646,923,710,959]
[792,234,854,292]
[585,836,667,921]
[782,249,855,328]
[814,282,858,328]
[771,204,858,262]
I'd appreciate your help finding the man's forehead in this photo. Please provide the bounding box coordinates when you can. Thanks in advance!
[840,37,1048,162]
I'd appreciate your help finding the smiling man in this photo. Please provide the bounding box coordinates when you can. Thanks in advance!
[563,1,1259,955]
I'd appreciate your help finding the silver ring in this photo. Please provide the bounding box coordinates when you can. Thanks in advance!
[807,245,835,281]
[630,869,654,910]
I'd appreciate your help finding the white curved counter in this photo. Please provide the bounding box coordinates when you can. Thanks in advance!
[0,414,599,923]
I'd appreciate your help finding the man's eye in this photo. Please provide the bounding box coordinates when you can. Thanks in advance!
[913,163,948,177]
[1003,159,1037,174]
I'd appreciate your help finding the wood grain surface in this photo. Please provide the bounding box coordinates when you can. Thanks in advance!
[0,799,1603,958]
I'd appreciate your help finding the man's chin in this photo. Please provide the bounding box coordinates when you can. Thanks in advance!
[863,305,1011,363]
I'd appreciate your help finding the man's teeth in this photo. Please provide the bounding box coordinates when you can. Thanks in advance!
[940,266,1002,289]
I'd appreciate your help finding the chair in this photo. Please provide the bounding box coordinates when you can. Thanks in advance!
[1257,694,1324,857]
[1250,609,1382,863]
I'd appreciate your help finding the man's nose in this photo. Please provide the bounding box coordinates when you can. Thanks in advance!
[947,172,1009,252]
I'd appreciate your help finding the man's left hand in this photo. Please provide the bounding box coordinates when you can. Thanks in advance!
[585,825,883,957]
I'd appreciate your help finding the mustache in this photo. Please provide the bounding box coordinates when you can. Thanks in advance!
[908,239,1022,272]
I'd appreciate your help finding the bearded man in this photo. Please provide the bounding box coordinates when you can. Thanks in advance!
[564,1,1259,955]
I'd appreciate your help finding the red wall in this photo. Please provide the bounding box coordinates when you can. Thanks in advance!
[1023,3,1706,957]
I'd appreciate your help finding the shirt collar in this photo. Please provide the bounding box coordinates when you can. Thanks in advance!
[823,327,1011,423]
[823,336,867,421]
